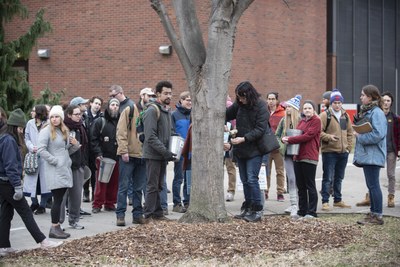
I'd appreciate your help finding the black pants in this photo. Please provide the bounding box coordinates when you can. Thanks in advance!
[50,188,67,224]
[144,159,167,218]
[294,161,318,217]
[0,181,46,247]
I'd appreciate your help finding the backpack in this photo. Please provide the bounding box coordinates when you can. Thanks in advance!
[324,109,349,132]
[136,103,160,143]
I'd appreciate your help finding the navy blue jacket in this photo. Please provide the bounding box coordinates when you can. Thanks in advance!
[0,134,23,187]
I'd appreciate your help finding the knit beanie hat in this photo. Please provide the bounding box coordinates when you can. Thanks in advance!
[322,91,332,100]
[49,105,64,120]
[109,98,120,106]
[7,108,26,128]
[286,95,302,111]
[330,88,344,103]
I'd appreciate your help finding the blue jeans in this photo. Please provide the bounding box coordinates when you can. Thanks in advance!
[321,152,349,203]
[236,156,263,206]
[160,174,168,210]
[363,165,383,216]
[116,157,147,219]
[172,158,189,206]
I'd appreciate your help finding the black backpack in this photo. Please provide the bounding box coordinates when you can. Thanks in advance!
[324,109,349,131]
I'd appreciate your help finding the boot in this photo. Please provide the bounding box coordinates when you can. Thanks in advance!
[388,194,395,208]
[83,190,90,203]
[243,204,263,223]
[356,193,370,207]
[234,201,251,219]
[49,225,70,239]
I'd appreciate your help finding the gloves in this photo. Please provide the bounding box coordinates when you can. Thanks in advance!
[13,186,23,201]
[165,151,177,161]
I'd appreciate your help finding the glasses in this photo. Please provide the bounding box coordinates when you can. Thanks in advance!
[72,113,82,117]
[109,92,121,98]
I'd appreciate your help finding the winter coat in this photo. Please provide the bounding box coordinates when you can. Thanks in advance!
[226,99,270,159]
[116,103,143,158]
[0,134,23,188]
[287,114,321,163]
[171,104,191,139]
[92,108,119,160]
[353,106,387,168]
[23,119,51,197]
[269,104,286,133]
[320,107,353,153]
[142,101,173,160]
[37,126,79,190]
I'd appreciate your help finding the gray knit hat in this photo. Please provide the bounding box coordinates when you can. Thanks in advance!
[7,108,26,128]
[322,91,332,100]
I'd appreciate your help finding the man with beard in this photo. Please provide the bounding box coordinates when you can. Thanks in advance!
[143,80,176,220]
[90,98,120,214]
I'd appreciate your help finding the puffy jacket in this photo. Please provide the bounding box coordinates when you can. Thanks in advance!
[91,108,119,161]
[172,104,191,139]
[226,99,270,159]
[287,114,321,162]
[269,104,285,133]
[320,107,353,153]
[353,106,387,167]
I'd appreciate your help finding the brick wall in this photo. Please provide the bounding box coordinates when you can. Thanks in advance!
[4,0,326,107]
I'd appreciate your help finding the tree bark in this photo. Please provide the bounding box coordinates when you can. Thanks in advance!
[150,0,254,223]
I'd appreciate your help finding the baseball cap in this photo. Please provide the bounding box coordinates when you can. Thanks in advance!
[140,88,155,96]
[70,97,89,106]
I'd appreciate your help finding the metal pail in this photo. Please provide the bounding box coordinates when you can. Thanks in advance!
[98,158,116,183]
[286,129,303,155]
[168,136,185,162]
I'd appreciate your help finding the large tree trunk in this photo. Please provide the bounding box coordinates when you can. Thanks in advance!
[150,0,254,223]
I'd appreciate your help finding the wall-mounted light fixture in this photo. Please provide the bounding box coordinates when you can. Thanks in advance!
[159,45,172,55]
[37,49,51,58]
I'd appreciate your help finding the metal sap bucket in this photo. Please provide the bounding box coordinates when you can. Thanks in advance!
[83,165,92,183]
[286,129,303,155]
[168,136,185,162]
[98,158,116,183]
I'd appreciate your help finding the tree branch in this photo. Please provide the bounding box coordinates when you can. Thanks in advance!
[150,0,195,81]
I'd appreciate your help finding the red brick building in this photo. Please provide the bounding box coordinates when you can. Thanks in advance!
[5,0,327,106]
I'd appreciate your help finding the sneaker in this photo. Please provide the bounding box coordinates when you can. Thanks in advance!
[298,214,317,220]
[322,203,330,211]
[80,209,91,216]
[0,247,18,257]
[69,222,85,230]
[284,205,297,214]
[34,206,46,215]
[172,204,187,213]
[116,217,126,227]
[277,194,285,202]
[92,207,101,213]
[40,238,63,249]
[226,192,234,202]
[333,201,351,208]
[83,191,90,203]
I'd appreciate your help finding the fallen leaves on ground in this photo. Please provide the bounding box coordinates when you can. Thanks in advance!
[8,216,361,265]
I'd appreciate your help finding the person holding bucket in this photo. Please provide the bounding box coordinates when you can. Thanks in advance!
[282,100,321,219]
[90,98,120,214]
[275,95,302,218]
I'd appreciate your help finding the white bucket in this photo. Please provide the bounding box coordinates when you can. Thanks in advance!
[168,136,185,162]
[286,129,303,155]
[98,158,116,183]
[83,165,92,183]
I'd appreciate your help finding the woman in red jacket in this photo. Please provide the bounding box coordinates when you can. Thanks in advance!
[282,100,321,219]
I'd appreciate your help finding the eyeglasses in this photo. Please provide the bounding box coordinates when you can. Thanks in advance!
[72,113,82,117]
[109,92,121,98]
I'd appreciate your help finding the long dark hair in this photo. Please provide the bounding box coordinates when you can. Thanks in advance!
[235,81,261,106]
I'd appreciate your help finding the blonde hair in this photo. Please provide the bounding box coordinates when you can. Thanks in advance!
[285,108,301,131]
[50,119,69,141]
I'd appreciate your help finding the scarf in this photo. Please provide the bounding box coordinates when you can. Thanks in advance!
[63,116,88,149]
[356,100,379,120]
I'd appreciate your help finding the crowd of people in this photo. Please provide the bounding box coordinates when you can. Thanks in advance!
[0,80,398,256]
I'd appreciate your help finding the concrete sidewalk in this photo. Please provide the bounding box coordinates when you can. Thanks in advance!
[9,154,400,252]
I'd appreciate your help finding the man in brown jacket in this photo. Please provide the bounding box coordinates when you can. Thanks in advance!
[320,89,353,211]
